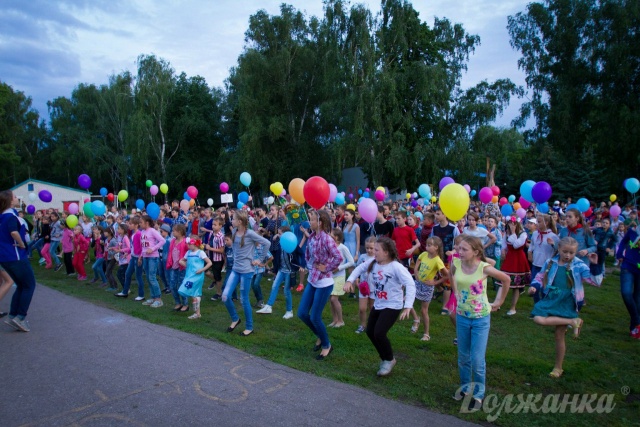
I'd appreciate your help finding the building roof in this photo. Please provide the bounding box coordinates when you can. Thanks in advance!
[10,178,93,195]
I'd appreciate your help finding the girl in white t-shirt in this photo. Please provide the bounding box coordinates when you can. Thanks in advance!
[354,236,376,334]
[345,237,415,376]
[463,212,496,250]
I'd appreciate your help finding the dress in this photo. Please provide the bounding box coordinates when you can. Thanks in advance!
[178,250,207,298]
[342,223,359,258]
[499,232,531,289]
[530,266,578,319]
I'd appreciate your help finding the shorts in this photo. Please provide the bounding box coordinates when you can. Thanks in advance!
[415,281,434,302]
[210,260,224,282]
[331,275,345,296]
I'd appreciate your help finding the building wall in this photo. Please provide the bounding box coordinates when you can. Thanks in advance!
[12,180,91,212]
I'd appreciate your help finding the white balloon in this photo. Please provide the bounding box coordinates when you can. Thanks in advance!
[28,192,37,202]
[267,196,275,204]
[207,198,213,206]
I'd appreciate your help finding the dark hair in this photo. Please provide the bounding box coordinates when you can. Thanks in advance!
[213,217,224,226]
[367,237,398,273]
[118,223,129,234]
[0,190,13,212]
[173,224,187,236]
[331,227,344,243]
[129,216,141,226]
[566,208,594,239]
[141,215,154,226]
[467,212,479,222]
[104,227,115,238]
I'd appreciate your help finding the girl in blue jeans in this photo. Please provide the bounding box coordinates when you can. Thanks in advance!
[616,227,640,339]
[451,235,509,409]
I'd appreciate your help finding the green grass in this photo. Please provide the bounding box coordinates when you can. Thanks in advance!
[33,260,639,426]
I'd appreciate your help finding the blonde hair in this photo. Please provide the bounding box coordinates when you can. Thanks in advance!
[542,237,577,289]
[459,235,487,262]
[426,236,445,261]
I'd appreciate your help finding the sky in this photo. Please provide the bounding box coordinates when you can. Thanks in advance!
[0,0,531,127]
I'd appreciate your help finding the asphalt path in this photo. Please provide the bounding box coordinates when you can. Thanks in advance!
[0,285,477,427]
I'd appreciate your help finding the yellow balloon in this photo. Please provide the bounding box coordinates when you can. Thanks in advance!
[160,183,169,194]
[117,190,128,202]
[347,204,356,211]
[376,186,385,193]
[610,194,617,202]
[431,196,437,202]
[66,214,78,228]
[270,182,284,196]
[439,183,469,221]
[288,178,306,204]
[406,193,411,199]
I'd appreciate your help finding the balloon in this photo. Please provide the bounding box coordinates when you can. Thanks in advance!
[207,198,214,206]
[376,186,385,193]
[358,197,364,204]
[538,202,549,214]
[237,201,245,209]
[238,191,249,204]
[187,186,198,199]
[491,186,500,196]
[470,190,476,197]
[363,191,370,198]
[431,196,437,202]
[190,199,195,207]
[146,180,152,188]
[288,178,306,204]
[26,205,35,214]
[491,196,498,204]
[519,197,531,209]
[66,215,78,228]
[418,184,430,198]
[610,194,617,202]
[478,187,493,204]
[508,195,516,203]
[135,199,145,210]
[280,189,286,197]
[520,180,536,202]
[411,200,418,208]
[405,193,411,200]
[183,192,191,201]
[303,176,330,209]
[358,198,378,223]
[365,188,370,192]
[412,192,418,199]
[150,185,159,196]
[417,198,425,206]
[375,190,385,201]
[91,200,106,216]
[501,204,513,216]
[83,202,94,218]
[240,172,252,187]
[180,199,190,212]
[625,178,640,194]
[160,183,169,194]
[358,189,363,195]
[107,193,114,202]
[68,203,79,215]
[77,174,91,189]
[585,207,593,217]
[576,198,590,213]
[610,205,621,217]
[280,231,298,254]
[328,183,337,202]
[118,190,128,202]
[439,177,455,191]
[513,202,522,211]
[38,190,52,203]
[99,187,108,197]
[147,202,160,220]
[335,193,345,205]
[220,182,229,193]
[531,181,552,203]
[439,183,469,222]
[267,196,275,204]
[415,211,423,220]
[516,208,526,219]
[347,204,356,211]
[349,193,354,200]
[28,192,37,202]
[499,197,508,206]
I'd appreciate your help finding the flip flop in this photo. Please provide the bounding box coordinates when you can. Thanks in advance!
[573,318,583,339]
[549,368,564,378]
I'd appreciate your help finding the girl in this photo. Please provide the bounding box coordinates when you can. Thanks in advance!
[344,237,416,376]
[531,237,600,377]
[49,212,63,271]
[328,228,355,328]
[114,223,131,295]
[616,227,640,339]
[90,227,108,285]
[249,228,272,308]
[297,209,342,360]
[103,227,118,290]
[139,215,166,308]
[558,209,596,271]
[61,222,75,276]
[498,216,531,315]
[451,235,510,407]
[178,236,212,319]
[614,223,627,267]
[354,236,376,333]
[257,226,296,318]
[463,212,496,250]
[72,226,89,281]
[222,210,271,336]
[413,236,448,341]
[166,224,189,311]
[40,216,52,268]
[342,208,360,262]
[528,214,560,302]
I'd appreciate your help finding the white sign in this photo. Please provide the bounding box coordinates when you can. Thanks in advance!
[221,194,233,204]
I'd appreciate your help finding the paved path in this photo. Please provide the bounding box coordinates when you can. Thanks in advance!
[0,285,477,427]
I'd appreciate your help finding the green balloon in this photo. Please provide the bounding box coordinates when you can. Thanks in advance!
[83,202,94,218]
[146,180,153,188]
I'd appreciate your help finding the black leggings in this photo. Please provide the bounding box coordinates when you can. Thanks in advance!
[105,259,118,288]
[366,308,401,362]
[64,252,74,274]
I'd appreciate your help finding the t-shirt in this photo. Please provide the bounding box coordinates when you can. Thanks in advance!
[431,223,459,254]
[374,220,394,239]
[453,258,491,319]
[463,226,490,246]
[416,253,445,283]
[391,226,417,260]
[183,249,207,262]
[346,260,415,310]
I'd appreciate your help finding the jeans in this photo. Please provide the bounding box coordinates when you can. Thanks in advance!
[92,258,108,283]
[123,256,144,297]
[169,268,187,305]
[366,308,401,361]
[143,257,161,299]
[620,268,640,331]
[49,240,61,266]
[222,269,237,300]
[251,272,264,302]
[530,265,542,303]
[593,249,607,276]
[297,283,333,349]
[456,314,491,400]
[223,271,254,330]
[1,259,36,319]
[117,264,128,288]
[267,270,292,311]
[28,238,44,258]
[158,258,169,290]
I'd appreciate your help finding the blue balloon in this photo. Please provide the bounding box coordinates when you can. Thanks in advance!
[147,202,160,220]
[500,204,513,217]
[538,202,549,213]
[240,172,252,187]
[358,189,363,195]
[237,201,245,209]
[415,211,424,220]
[238,191,249,204]
[520,180,536,203]
[99,187,108,197]
[418,183,430,198]
[508,195,516,203]
[358,197,364,204]
[470,190,476,197]
[625,177,640,194]
[566,204,579,212]
[280,231,298,254]
[576,198,590,213]
[183,192,191,201]
[91,200,106,216]
[363,191,370,198]
[301,221,310,230]
[135,199,145,210]
[335,194,345,205]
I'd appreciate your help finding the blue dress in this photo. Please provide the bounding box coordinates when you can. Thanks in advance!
[530,266,578,319]
[343,223,359,258]
[178,250,206,298]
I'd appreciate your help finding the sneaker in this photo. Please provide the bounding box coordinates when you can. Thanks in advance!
[283,311,293,319]
[150,300,164,308]
[348,293,357,299]
[39,258,46,265]
[134,296,145,301]
[631,326,640,339]
[377,359,396,376]
[453,338,458,346]
[78,276,87,281]
[506,310,517,316]
[256,305,272,314]
[207,283,215,290]
[211,294,221,301]
[67,273,76,277]
[253,300,264,309]
[355,325,366,334]
[4,318,21,331]
[221,267,226,273]
[11,318,30,332]
[114,292,128,298]
[163,288,172,294]
[54,264,63,272]
[188,313,201,320]
[142,299,154,305]
[105,287,117,292]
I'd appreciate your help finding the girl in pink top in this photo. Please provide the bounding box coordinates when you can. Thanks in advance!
[139,215,166,308]
[72,226,89,280]
[62,224,75,275]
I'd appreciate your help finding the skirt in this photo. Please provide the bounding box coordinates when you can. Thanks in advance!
[415,281,435,302]
[331,274,345,296]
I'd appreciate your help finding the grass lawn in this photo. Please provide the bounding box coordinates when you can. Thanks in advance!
[32,260,639,426]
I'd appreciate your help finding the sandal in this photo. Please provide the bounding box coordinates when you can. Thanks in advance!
[411,319,420,333]
[173,305,183,311]
[180,306,190,312]
[420,334,431,341]
[549,368,564,378]
[573,318,583,339]
[187,313,201,320]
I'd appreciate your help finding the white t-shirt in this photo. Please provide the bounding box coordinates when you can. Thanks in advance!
[333,243,355,278]
[183,249,207,261]
[347,260,415,310]
[463,226,490,246]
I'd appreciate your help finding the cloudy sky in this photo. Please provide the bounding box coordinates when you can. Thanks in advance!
[1,0,531,126]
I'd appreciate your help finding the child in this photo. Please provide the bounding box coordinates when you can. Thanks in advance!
[498,216,531,315]
[206,217,225,300]
[122,217,145,300]
[558,209,596,269]
[159,224,172,294]
[178,236,212,319]
[61,222,75,276]
[166,224,189,311]
[328,228,355,328]
[592,217,616,282]
[391,211,420,269]
[40,216,52,268]
[431,209,460,315]
[344,237,416,376]
[220,233,237,301]
[257,226,296,318]
[114,223,131,295]
[614,223,627,266]
[72,226,89,281]
[139,215,166,308]
[49,212,64,271]
[413,236,448,341]
[484,215,503,278]
[451,235,510,408]
[531,237,600,377]
[90,227,108,285]
[527,214,560,302]
[418,213,435,253]
[249,229,273,308]
[353,236,376,333]
[104,227,118,290]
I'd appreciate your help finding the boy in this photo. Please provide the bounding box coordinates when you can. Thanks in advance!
[593,218,616,281]
[206,217,226,300]
[391,211,420,269]
[221,234,237,301]
[374,206,394,238]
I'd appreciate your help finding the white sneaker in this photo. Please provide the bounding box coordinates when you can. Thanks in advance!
[377,359,396,376]
[257,305,272,314]
[283,311,293,319]
[142,299,154,305]
[150,300,164,308]
[134,296,145,301]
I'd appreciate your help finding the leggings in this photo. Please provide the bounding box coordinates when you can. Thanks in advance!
[105,259,118,289]
[366,308,401,361]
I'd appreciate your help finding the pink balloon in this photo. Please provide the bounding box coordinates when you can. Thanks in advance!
[516,208,527,219]
[610,205,621,217]
[375,190,385,201]
[68,203,79,215]
[479,187,493,204]
[280,189,286,197]
[519,196,531,209]
[220,182,229,193]
[463,184,471,193]
[358,198,378,223]
[499,197,507,206]
[180,199,190,212]
[187,186,198,199]
[328,184,338,202]
[150,185,159,196]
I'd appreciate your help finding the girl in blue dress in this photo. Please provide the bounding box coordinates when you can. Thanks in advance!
[178,236,212,320]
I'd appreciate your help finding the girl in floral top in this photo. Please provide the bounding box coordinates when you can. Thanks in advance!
[451,235,510,409]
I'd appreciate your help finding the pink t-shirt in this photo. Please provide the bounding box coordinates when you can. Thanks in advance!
[140,228,164,258]
[131,230,142,257]
[62,228,74,253]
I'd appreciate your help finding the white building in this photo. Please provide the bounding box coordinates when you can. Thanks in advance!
[10,179,92,213]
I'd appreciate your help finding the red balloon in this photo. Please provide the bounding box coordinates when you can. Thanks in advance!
[303,176,330,209]
[107,193,114,202]
[499,197,508,206]
[491,186,500,196]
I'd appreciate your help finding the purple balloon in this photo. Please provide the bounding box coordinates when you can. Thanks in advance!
[610,205,621,217]
[38,190,52,203]
[26,205,36,214]
[531,181,552,204]
[77,174,91,190]
[479,187,493,204]
[411,200,418,208]
[439,176,455,191]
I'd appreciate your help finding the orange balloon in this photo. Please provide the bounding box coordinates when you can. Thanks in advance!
[491,195,498,203]
[288,178,306,204]
[189,199,195,207]
[513,202,521,211]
